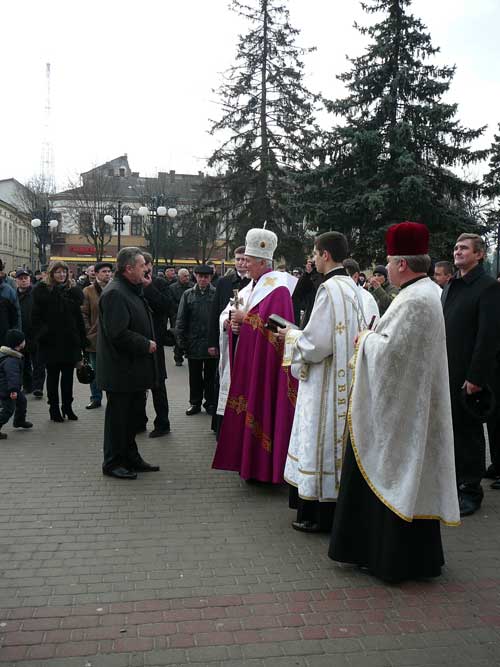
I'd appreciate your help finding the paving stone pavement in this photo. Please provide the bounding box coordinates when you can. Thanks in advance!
[1,353,500,666]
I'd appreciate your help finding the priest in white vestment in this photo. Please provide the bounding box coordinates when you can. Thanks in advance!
[329,221,460,583]
[281,232,370,533]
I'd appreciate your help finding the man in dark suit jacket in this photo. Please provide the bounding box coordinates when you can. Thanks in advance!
[97,247,159,480]
[442,233,500,516]
[207,247,250,352]
[207,247,250,433]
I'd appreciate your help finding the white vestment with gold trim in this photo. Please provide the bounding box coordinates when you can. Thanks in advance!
[350,277,460,525]
[283,275,366,501]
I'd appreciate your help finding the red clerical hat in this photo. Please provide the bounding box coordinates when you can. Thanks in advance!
[385,221,429,256]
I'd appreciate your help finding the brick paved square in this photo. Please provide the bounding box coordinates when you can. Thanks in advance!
[0,356,500,665]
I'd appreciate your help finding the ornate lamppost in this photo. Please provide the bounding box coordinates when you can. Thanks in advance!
[31,210,59,268]
[103,201,132,255]
[138,198,177,273]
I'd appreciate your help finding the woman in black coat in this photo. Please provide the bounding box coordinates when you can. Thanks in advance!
[32,261,87,422]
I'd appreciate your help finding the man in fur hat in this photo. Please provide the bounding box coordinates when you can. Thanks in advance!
[329,222,460,582]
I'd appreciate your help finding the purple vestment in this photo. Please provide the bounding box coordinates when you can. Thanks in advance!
[212,281,297,483]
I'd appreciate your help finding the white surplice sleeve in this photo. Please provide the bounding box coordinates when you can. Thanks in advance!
[283,287,334,378]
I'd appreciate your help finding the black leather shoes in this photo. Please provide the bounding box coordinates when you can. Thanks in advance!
[186,405,201,416]
[132,461,160,472]
[459,495,481,517]
[204,404,216,416]
[484,464,500,480]
[33,390,43,398]
[13,420,33,429]
[86,401,102,410]
[103,467,137,480]
[491,479,500,490]
[149,428,171,438]
[291,520,321,533]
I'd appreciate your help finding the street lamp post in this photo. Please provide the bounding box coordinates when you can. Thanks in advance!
[103,201,132,255]
[138,199,177,273]
[31,209,59,268]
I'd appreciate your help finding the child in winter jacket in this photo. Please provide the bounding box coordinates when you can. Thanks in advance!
[0,329,33,439]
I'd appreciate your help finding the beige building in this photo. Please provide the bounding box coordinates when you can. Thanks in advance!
[0,195,33,272]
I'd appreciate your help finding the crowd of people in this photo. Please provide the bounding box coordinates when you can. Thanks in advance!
[2,222,500,584]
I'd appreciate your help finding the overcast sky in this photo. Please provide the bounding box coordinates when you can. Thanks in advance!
[1,0,498,189]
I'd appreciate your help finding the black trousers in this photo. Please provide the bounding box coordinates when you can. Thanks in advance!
[46,363,74,408]
[451,391,485,489]
[188,358,217,407]
[288,485,336,532]
[173,342,184,364]
[31,344,46,393]
[0,393,27,427]
[486,365,500,474]
[103,391,144,471]
[136,382,171,432]
[152,382,170,430]
[22,349,33,393]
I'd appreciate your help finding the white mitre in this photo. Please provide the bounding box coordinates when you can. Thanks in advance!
[245,227,278,261]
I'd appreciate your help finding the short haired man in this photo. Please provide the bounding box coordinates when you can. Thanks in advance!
[292,257,323,328]
[170,268,193,366]
[141,253,173,437]
[81,261,113,409]
[0,259,21,346]
[78,265,95,289]
[442,234,500,515]
[434,261,454,288]
[206,246,250,434]
[164,267,177,286]
[368,264,399,315]
[206,261,219,286]
[16,269,37,394]
[282,233,370,533]
[176,265,217,415]
[97,248,159,480]
[330,222,460,582]
[343,259,380,328]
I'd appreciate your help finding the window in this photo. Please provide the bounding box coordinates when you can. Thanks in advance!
[79,211,92,234]
[130,215,143,237]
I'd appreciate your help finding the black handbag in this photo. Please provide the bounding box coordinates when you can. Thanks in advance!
[77,356,95,384]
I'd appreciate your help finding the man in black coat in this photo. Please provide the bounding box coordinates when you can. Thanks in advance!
[169,268,193,366]
[442,233,500,516]
[207,247,250,352]
[15,269,37,394]
[207,247,250,432]
[176,265,217,415]
[292,258,323,327]
[97,247,159,480]
[141,253,173,437]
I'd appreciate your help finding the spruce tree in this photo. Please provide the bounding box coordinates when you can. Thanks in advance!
[311,0,487,264]
[483,124,500,273]
[208,0,320,262]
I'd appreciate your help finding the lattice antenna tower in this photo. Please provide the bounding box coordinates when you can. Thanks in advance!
[40,62,56,192]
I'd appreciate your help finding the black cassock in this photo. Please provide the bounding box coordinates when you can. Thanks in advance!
[329,437,444,583]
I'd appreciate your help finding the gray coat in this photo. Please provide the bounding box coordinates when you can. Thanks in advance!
[96,274,157,392]
[175,284,216,359]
